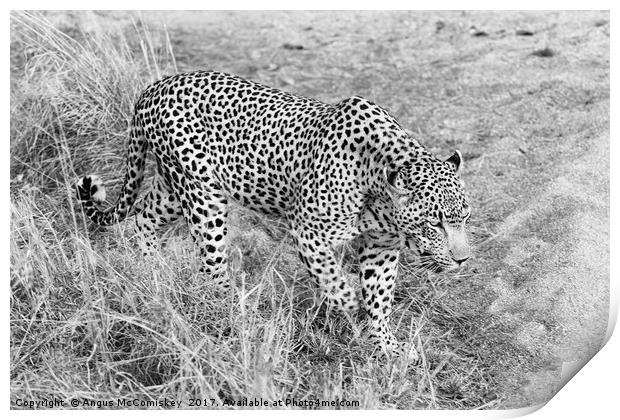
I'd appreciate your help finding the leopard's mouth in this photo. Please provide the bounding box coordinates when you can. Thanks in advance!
[403,237,451,273]
[419,251,446,273]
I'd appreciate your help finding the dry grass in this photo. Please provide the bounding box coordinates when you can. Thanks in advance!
[10,10,609,410]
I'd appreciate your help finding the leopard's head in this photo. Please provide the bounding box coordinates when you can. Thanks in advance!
[385,150,472,272]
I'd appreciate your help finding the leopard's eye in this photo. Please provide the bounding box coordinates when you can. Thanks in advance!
[428,220,442,228]
[463,206,472,222]
[427,209,444,229]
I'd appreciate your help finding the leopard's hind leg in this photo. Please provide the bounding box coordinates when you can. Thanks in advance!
[175,177,230,291]
[133,174,183,255]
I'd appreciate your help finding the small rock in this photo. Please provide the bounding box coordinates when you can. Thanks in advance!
[435,21,445,32]
[531,47,555,57]
[462,152,482,160]
[516,29,535,36]
[279,75,295,86]
[470,26,488,37]
[282,43,304,50]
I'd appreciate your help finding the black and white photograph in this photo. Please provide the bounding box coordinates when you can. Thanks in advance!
[9,9,611,411]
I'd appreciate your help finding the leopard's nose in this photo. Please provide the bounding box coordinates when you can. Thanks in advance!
[452,256,470,265]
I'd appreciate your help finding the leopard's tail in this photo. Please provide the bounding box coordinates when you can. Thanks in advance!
[75,122,148,226]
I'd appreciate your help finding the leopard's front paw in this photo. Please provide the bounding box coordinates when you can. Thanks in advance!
[323,282,359,314]
[366,329,420,365]
[199,266,231,292]
[393,341,420,364]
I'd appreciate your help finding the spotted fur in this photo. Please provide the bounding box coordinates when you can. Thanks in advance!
[76,71,471,359]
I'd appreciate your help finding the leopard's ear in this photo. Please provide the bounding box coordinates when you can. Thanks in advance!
[385,168,399,188]
[383,168,409,203]
[445,150,463,176]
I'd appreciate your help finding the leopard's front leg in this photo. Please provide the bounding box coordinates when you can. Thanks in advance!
[358,231,419,361]
[290,226,359,314]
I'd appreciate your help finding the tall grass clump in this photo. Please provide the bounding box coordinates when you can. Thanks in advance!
[10,11,176,192]
[11,11,499,409]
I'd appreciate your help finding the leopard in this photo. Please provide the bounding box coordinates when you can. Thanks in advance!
[76,70,472,360]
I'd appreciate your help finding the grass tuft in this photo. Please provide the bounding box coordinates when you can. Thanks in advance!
[10,11,175,192]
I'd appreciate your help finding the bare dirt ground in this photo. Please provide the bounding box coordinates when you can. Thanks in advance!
[10,10,609,409]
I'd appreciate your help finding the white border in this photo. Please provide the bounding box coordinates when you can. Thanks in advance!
[4,3,616,419]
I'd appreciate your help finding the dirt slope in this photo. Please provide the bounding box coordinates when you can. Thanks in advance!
[489,130,609,407]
